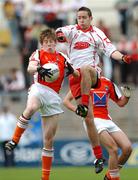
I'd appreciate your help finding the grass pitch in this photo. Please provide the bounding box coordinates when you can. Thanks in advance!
[0,167,138,180]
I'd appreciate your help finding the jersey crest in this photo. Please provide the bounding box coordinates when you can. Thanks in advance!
[93,91,106,106]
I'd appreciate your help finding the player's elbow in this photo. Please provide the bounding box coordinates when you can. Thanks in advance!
[27,65,35,74]
[27,66,31,73]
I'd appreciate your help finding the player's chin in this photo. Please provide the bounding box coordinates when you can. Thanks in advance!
[80,24,88,30]
[47,48,55,53]
[79,24,84,27]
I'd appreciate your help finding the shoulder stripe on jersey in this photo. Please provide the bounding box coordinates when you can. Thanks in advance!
[112,83,120,100]
[30,59,38,62]
[89,32,97,61]
[96,33,105,48]
[38,50,40,59]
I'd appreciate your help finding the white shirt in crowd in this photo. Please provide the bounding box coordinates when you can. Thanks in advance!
[0,112,17,142]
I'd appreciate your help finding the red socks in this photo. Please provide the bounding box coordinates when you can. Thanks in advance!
[93,145,103,159]
[42,148,54,180]
[12,126,26,144]
[106,169,120,180]
[12,115,29,144]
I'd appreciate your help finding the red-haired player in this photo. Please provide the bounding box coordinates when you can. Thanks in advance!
[5,28,78,180]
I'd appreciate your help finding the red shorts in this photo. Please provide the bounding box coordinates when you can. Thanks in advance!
[69,69,81,99]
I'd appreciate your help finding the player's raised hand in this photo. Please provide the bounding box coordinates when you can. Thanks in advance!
[121,86,131,98]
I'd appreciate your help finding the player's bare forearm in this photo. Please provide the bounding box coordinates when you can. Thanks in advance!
[63,91,76,112]
[111,50,123,61]
[63,101,76,112]
[111,51,132,64]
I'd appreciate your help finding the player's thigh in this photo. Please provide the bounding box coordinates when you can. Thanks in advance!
[26,95,41,112]
[110,130,132,150]
[90,67,98,83]
[100,130,118,151]
[81,65,97,83]
[80,65,96,75]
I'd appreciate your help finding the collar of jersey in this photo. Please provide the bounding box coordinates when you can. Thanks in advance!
[41,49,57,55]
[76,25,93,32]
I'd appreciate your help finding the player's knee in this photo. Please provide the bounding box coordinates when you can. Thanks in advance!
[81,65,94,75]
[122,144,132,157]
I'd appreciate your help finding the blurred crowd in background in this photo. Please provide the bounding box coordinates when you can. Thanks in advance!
[0,0,138,94]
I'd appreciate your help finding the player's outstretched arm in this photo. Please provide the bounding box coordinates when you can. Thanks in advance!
[63,91,88,118]
[116,86,131,107]
[111,51,133,64]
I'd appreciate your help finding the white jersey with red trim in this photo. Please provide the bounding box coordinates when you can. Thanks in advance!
[29,49,40,83]
[56,25,116,69]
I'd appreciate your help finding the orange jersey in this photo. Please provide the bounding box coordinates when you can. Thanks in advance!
[30,49,66,93]
[90,77,122,120]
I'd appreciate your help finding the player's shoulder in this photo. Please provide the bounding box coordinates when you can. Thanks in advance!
[93,26,106,37]
[29,49,40,60]
[93,26,103,33]
[57,52,68,62]
[66,25,77,31]
[57,25,75,31]
[101,76,110,82]
[100,76,113,86]
[31,49,39,55]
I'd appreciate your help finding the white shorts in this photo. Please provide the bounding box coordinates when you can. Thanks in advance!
[28,83,64,117]
[94,118,121,134]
